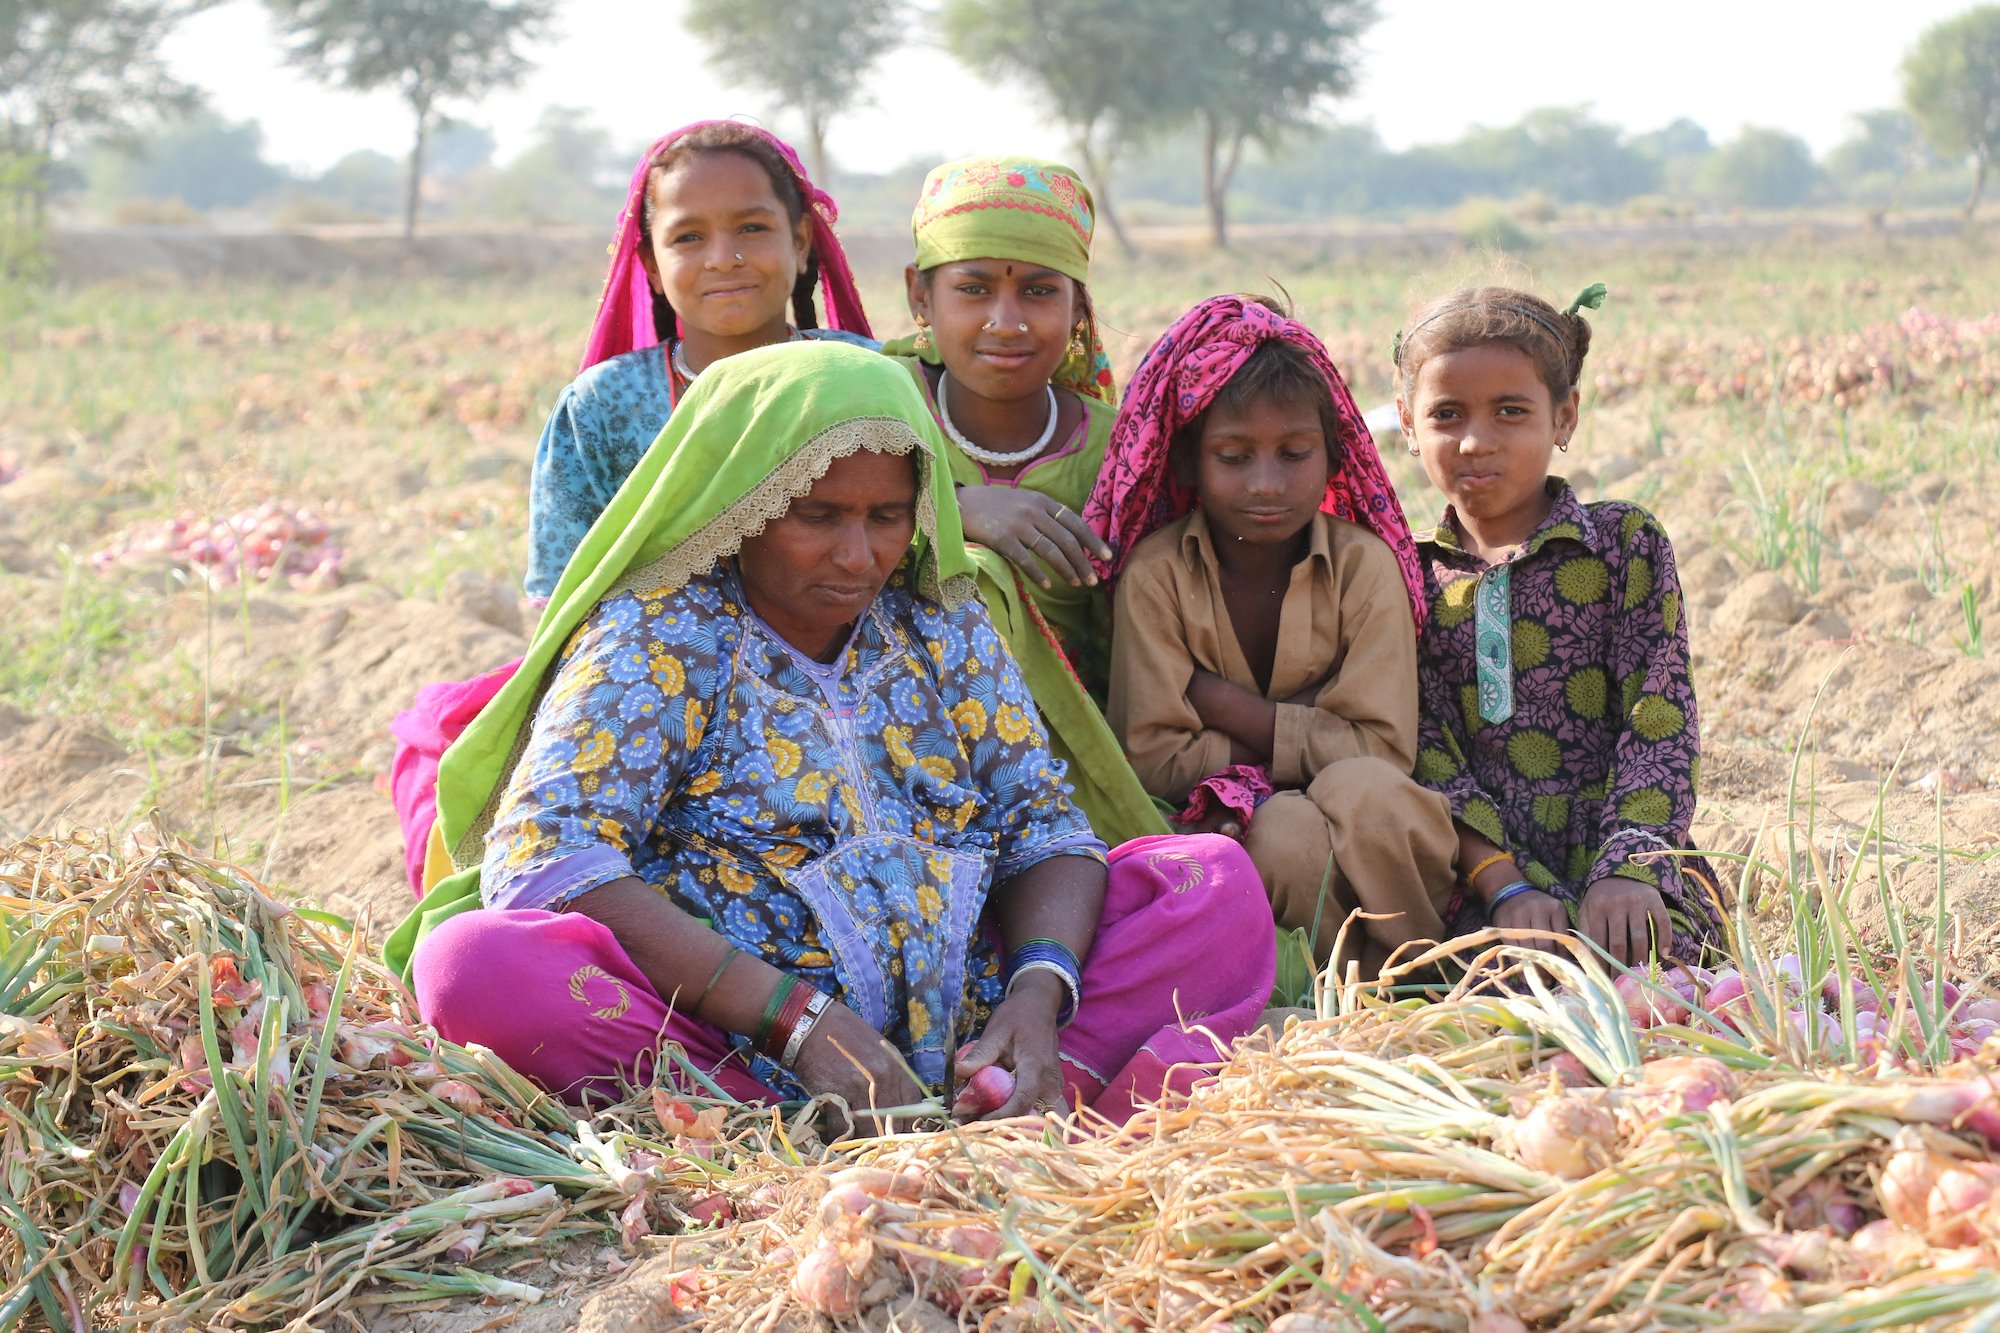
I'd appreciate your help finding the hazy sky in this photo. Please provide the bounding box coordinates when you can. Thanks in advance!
[162,0,1973,175]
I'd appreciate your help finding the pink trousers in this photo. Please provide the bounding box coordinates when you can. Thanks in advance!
[412,834,1275,1125]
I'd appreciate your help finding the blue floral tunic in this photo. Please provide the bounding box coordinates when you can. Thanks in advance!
[525,330,878,598]
[480,557,1103,1088]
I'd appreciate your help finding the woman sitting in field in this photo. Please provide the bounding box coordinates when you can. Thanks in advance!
[384,343,1274,1123]
[1094,295,1455,979]
[388,121,875,895]
[879,156,1164,847]
[1397,284,1723,963]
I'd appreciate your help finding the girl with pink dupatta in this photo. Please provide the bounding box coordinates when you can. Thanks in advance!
[388,122,875,895]
[1089,295,1457,980]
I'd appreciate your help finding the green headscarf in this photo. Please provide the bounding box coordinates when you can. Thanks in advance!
[892,155,1116,403]
[385,341,975,978]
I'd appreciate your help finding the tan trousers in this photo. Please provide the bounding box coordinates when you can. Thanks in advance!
[1241,755,1458,978]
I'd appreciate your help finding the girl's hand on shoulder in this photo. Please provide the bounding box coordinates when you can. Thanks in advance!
[1489,886,1569,947]
[791,1000,926,1121]
[1579,875,1671,965]
[952,976,1068,1121]
[957,487,1110,590]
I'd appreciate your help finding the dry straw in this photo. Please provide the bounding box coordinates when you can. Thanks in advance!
[0,822,758,1330]
[11,823,2000,1330]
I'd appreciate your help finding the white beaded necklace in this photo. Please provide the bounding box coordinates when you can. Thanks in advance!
[672,327,802,383]
[937,372,1060,468]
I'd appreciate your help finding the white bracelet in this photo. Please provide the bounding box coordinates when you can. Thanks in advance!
[1006,959,1081,1028]
[781,988,832,1068]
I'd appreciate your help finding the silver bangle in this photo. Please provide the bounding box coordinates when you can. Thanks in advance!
[1006,958,1081,1028]
[781,988,832,1068]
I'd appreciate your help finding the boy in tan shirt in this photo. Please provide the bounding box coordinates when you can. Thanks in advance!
[1088,296,1455,977]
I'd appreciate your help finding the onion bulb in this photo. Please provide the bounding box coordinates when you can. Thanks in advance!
[791,1237,870,1317]
[1507,1095,1616,1179]
[953,1065,1018,1118]
[1638,1055,1736,1111]
[1877,1132,1941,1229]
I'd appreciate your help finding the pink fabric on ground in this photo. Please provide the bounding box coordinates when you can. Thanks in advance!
[410,834,1273,1121]
[387,659,519,895]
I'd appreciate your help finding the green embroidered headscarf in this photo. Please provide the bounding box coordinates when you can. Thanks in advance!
[893,155,1116,403]
[385,342,974,977]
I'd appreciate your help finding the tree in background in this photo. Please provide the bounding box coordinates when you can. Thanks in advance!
[1159,0,1375,247]
[685,0,904,185]
[0,0,213,273]
[454,104,622,226]
[1630,117,1712,198]
[266,0,552,239]
[81,108,282,211]
[1902,5,2000,219]
[1827,109,1935,224]
[429,121,498,179]
[941,0,1176,255]
[1701,127,1821,210]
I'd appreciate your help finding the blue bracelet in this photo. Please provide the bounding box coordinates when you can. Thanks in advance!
[1487,880,1538,912]
[1006,939,1082,1025]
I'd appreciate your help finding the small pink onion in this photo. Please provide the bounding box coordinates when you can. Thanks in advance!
[1639,1055,1736,1111]
[1958,997,2000,1025]
[1849,1218,1926,1277]
[1878,1137,1941,1228]
[953,1064,1018,1119]
[791,1238,868,1317]
[1822,975,1882,1014]
[1927,1163,2000,1245]
[1530,1051,1596,1088]
[1508,1095,1616,1179]
[1614,973,1689,1027]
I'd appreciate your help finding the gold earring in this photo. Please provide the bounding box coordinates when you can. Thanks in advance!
[1067,321,1087,358]
[913,316,932,352]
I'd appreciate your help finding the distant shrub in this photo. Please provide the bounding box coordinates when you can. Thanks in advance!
[1511,190,1559,225]
[1457,197,1535,252]
[269,194,382,228]
[1623,194,1694,221]
[107,197,207,227]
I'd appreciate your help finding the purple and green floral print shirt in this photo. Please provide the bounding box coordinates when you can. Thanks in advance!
[1413,479,1723,955]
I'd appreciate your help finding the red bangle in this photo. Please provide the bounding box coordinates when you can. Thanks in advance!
[765,982,815,1060]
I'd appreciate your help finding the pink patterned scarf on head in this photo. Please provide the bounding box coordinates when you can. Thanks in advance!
[1082,294,1426,628]
[578,121,872,374]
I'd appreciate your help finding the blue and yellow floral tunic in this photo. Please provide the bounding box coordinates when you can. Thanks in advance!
[480,557,1103,1088]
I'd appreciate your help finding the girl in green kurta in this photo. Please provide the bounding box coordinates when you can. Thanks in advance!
[878,156,1166,846]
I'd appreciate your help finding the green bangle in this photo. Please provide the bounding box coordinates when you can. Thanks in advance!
[754,974,796,1053]
[692,946,740,1019]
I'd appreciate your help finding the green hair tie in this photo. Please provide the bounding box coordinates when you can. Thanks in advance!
[1564,282,1608,318]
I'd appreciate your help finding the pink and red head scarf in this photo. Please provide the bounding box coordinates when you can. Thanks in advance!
[579,121,872,374]
[1083,294,1427,628]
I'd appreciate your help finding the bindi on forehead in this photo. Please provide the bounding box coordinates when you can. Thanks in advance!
[1005,264,1014,278]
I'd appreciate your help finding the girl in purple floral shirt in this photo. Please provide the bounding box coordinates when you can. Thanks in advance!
[1396,285,1724,965]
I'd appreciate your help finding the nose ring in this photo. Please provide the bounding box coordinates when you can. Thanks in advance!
[981,320,1029,333]
[733,252,744,262]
